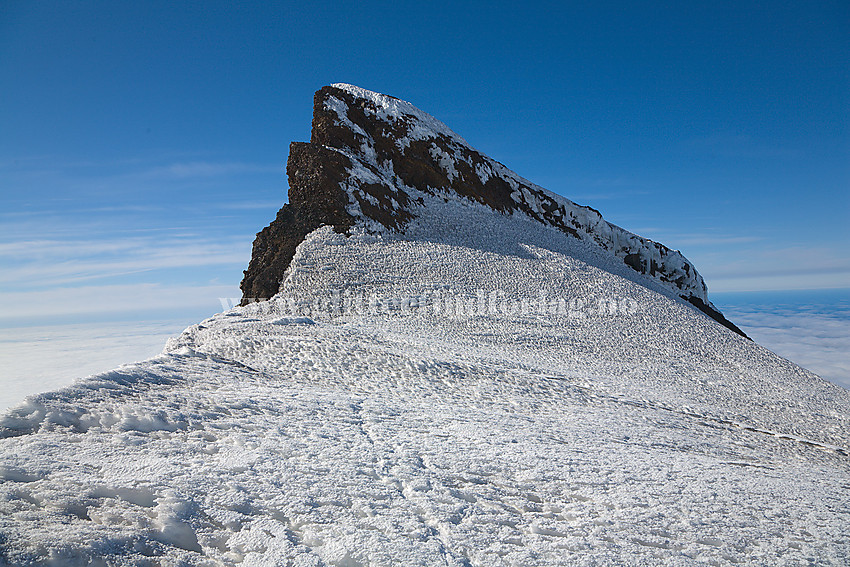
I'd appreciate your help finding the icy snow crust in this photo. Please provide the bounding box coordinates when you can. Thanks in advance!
[1,195,849,566]
[327,83,711,307]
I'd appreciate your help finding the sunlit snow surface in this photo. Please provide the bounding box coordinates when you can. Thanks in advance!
[1,198,849,566]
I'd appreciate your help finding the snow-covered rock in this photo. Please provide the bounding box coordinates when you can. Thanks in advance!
[241,84,745,336]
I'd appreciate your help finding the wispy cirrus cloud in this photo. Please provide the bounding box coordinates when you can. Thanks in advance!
[1,156,286,205]
[0,282,237,322]
[137,161,283,180]
[0,236,251,289]
[692,246,850,292]
[0,205,165,219]
[213,200,287,210]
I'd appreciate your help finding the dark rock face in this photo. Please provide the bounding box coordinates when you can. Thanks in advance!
[240,84,747,338]
[685,296,749,339]
[239,143,354,303]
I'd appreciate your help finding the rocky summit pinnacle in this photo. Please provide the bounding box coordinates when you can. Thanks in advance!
[240,84,746,337]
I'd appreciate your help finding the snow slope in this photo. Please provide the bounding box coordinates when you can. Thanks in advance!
[1,194,848,566]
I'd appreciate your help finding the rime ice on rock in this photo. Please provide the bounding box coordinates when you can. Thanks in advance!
[241,84,746,336]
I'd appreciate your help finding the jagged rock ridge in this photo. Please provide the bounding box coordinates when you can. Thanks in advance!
[241,84,746,337]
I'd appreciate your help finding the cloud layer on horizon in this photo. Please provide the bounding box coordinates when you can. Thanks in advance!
[722,302,850,390]
[0,320,189,412]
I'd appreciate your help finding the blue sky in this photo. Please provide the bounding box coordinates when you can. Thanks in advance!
[1,0,848,326]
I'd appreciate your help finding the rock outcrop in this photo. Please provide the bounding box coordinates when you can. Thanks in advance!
[241,84,746,337]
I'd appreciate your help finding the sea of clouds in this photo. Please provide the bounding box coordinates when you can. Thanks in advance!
[0,320,189,412]
[716,292,850,390]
